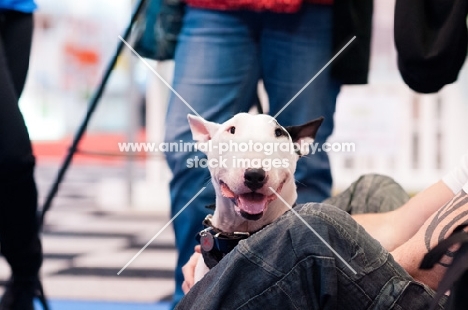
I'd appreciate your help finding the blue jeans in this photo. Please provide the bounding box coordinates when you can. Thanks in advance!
[176,203,446,310]
[164,4,341,305]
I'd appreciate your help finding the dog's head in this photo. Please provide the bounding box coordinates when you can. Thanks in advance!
[188,113,323,223]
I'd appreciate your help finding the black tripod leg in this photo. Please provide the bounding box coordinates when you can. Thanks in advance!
[39,0,148,228]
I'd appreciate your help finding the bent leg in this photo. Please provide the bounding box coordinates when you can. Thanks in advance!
[324,174,410,214]
[177,204,444,309]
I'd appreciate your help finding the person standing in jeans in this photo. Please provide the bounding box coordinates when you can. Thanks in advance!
[0,1,43,309]
[163,1,372,306]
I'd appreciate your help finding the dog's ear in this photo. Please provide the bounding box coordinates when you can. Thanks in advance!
[187,114,221,142]
[285,117,323,156]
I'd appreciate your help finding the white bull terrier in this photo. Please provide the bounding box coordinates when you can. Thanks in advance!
[187,113,323,283]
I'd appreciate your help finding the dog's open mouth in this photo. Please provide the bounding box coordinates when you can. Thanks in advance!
[220,181,283,221]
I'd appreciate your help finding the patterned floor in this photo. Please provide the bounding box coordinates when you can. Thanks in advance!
[0,162,176,308]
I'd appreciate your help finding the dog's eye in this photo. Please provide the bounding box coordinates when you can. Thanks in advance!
[229,126,236,134]
[275,128,283,137]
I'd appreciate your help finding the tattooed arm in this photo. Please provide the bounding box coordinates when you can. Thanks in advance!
[391,189,468,290]
[354,180,454,251]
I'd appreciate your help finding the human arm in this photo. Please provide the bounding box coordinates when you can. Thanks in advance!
[356,152,468,250]
[353,180,454,251]
[391,189,468,290]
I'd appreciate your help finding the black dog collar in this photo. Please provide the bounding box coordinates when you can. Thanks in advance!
[197,202,296,269]
[196,214,251,269]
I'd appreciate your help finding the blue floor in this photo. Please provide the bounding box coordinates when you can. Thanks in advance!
[35,300,171,310]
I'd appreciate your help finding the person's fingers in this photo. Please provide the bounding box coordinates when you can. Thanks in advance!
[194,245,201,253]
[181,252,202,294]
[182,280,190,294]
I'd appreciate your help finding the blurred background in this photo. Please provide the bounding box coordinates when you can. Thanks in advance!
[1,0,468,309]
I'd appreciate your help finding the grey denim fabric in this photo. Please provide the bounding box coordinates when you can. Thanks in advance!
[177,175,445,309]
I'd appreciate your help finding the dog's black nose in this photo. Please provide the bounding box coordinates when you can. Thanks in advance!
[244,168,266,191]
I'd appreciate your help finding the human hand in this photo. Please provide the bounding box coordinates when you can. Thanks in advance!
[181,245,202,294]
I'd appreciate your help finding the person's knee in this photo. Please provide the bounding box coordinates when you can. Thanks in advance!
[354,174,409,211]
[254,203,357,262]
[296,202,347,217]
[288,203,353,238]
[355,173,397,186]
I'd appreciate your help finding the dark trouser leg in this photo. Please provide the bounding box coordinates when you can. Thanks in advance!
[0,10,42,279]
[176,203,444,310]
[324,173,410,215]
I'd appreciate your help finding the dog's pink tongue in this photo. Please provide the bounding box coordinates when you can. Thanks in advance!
[238,193,268,215]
